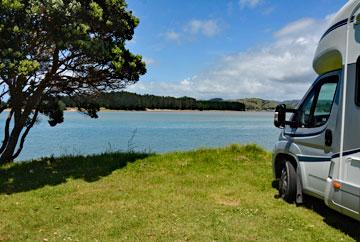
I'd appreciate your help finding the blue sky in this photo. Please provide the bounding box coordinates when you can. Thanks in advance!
[125,0,347,100]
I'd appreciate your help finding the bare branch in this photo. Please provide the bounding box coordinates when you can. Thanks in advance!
[0,89,9,99]
[0,76,12,87]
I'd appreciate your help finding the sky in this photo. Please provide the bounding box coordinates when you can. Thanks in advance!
[125,0,348,101]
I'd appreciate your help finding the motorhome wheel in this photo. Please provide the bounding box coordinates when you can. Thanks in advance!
[279,161,297,203]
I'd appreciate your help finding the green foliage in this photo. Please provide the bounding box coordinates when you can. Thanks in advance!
[0,0,146,162]
[0,0,146,90]
[62,91,246,111]
[0,145,356,241]
[38,97,66,126]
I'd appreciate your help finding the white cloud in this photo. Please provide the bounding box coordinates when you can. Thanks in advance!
[130,15,334,100]
[163,19,221,42]
[185,19,221,37]
[164,31,181,42]
[239,0,263,9]
[274,18,316,38]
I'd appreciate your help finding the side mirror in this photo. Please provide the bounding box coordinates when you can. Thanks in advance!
[274,104,286,128]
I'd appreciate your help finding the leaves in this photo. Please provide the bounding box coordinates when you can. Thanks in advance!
[1,0,23,9]
[0,0,146,118]
[89,1,104,21]
[0,0,146,162]
[17,60,40,75]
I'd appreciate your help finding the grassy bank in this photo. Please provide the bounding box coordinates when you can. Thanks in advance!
[0,145,358,241]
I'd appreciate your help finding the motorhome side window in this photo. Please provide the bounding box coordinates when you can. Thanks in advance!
[297,77,338,128]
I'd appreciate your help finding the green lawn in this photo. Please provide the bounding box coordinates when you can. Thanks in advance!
[0,144,359,241]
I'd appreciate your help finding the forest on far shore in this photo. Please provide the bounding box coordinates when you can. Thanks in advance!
[61,91,246,111]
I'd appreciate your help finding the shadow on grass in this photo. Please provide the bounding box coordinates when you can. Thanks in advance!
[0,152,150,195]
[301,195,360,241]
[273,181,360,240]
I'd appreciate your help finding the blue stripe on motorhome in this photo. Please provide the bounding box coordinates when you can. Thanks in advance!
[296,149,360,162]
[297,155,331,162]
[332,148,360,158]
[320,16,355,40]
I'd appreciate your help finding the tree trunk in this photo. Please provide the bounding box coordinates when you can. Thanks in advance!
[0,124,24,165]
[0,106,40,164]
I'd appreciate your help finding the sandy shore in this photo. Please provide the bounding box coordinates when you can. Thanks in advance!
[66,108,245,112]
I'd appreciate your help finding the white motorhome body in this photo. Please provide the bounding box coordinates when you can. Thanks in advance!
[273,0,360,221]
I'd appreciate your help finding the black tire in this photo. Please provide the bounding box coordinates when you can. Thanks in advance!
[279,161,297,203]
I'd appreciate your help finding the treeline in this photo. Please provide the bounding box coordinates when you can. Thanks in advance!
[61,92,245,111]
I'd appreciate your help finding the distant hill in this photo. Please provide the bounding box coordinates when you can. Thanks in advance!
[61,92,246,111]
[282,99,300,109]
[236,98,278,111]
[236,98,299,111]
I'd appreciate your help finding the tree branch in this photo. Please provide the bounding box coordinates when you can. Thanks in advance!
[0,90,9,99]
[22,47,60,120]
[0,110,14,154]
[12,110,39,160]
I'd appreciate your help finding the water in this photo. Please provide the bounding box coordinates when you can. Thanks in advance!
[0,111,279,161]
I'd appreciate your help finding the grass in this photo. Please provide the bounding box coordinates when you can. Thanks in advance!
[0,144,359,241]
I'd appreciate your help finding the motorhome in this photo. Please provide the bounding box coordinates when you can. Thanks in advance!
[273,0,360,221]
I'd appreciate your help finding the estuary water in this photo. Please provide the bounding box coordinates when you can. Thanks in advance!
[0,111,279,161]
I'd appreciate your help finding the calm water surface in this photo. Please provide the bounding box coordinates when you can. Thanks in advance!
[0,111,279,161]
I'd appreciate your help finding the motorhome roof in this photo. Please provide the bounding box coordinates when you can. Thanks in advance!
[313,0,360,75]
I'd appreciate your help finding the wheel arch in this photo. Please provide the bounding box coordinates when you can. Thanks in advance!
[274,153,298,179]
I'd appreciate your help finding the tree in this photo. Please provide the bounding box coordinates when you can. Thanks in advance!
[0,0,146,164]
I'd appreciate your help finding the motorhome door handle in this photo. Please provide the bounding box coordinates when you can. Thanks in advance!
[325,129,332,147]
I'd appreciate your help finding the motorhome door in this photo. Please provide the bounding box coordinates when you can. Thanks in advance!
[285,71,340,197]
